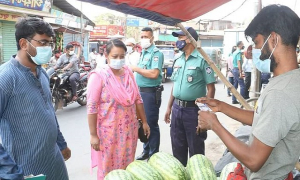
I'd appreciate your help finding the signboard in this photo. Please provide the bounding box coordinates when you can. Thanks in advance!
[0,0,52,13]
[0,12,21,21]
[90,25,124,38]
[126,18,155,27]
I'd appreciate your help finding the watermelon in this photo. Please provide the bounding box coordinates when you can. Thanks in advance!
[126,160,163,180]
[186,154,217,180]
[104,169,134,180]
[219,162,239,180]
[148,152,188,180]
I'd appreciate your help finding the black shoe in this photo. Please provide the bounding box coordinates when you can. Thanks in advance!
[136,152,149,160]
[232,101,239,104]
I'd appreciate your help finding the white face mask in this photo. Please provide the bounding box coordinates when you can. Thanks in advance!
[69,51,75,55]
[126,46,133,53]
[109,59,125,70]
[140,38,152,49]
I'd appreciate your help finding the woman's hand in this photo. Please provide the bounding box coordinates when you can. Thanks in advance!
[142,123,151,139]
[90,135,100,151]
[196,97,222,113]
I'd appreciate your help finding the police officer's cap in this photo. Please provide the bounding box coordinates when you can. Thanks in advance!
[172,27,199,41]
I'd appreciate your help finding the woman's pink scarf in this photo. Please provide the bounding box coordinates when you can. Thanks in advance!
[98,64,138,107]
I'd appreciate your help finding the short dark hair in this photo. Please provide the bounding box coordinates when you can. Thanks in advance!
[66,44,74,50]
[142,27,153,35]
[106,39,127,54]
[91,48,95,52]
[245,5,300,48]
[15,17,54,50]
[236,41,243,46]
[54,50,60,54]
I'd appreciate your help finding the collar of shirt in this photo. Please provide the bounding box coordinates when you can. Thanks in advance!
[10,55,42,72]
[182,49,201,60]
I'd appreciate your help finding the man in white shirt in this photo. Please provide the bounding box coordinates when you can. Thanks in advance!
[96,48,106,69]
[88,48,97,69]
[242,45,253,99]
[125,38,141,66]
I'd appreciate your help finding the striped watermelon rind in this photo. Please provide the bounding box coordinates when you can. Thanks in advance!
[104,169,134,180]
[186,154,217,180]
[148,152,188,180]
[219,162,239,180]
[126,160,164,180]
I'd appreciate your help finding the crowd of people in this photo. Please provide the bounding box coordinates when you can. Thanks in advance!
[0,4,300,180]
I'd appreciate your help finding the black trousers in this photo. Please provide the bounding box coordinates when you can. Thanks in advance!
[69,72,80,96]
[244,72,251,99]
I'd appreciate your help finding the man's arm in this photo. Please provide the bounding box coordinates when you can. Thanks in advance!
[54,57,62,70]
[55,116,67,151]
[132,67,160,79]
[164,86,175,123]
[206,83,215,98]
[238,53,243,78]
[0,144,24,180]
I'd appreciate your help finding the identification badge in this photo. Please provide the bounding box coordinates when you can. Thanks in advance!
[205,67,212,74]
[187,75,193,82]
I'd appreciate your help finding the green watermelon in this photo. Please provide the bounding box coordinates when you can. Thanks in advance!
[186,154,217,180]
[148,152,188,180]
[104,169,134,180]
[219,162,239,180]
[126,160,163,180]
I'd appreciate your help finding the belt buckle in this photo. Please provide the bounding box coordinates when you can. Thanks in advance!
[178,100,186,107]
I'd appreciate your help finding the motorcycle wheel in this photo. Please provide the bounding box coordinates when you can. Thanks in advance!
[77,96,87,106]
[52,93,59,112]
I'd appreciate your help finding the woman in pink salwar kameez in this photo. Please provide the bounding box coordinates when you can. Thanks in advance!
[87,39,150,180]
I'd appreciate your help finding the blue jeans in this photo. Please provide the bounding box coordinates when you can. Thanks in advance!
[171,102,207,166]
[140,92,161,157]
[227,77,234,96]
[232,68,246,102]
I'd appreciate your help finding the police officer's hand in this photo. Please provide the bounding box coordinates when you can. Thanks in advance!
[198,111,219,131]
[164,108,171,124]
[143,123,151,139]
[196,97,222,112]
[129,65,137,72]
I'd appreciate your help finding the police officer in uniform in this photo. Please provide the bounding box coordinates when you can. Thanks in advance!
[129,27,164,160]
[164,27,215,166]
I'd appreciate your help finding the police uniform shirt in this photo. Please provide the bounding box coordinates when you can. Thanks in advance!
[171,49,215,101]
[136,44,164,87]
[232,49,242,68]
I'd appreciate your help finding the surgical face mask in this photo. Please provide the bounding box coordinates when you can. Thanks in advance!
[126,46,133,53]
[252,34,278,73]
[140,38,152,49]
[109,58,125,70]
[27,41,52,65]
[176,39,187,51]
[69,51,74,55]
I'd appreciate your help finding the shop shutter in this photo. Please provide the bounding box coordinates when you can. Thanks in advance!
[63,32,73,48]
[2,21,17,62]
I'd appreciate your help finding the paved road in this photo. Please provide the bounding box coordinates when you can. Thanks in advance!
[58,75,242,180]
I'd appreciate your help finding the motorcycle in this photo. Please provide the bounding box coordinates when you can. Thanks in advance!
[48,67,88,112]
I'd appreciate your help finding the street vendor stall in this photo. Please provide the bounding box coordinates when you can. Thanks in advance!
[77,0,251,110]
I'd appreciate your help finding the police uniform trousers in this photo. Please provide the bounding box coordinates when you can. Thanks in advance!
[171,101,207,166]
[140,89,161,157]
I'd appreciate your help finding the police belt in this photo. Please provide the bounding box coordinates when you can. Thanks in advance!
[139,87,157,93]
[174,98,197,108]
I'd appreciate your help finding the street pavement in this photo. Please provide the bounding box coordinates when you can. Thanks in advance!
[58,71,243,180]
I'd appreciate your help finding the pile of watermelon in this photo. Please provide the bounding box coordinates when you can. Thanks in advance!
[104,152,218,180]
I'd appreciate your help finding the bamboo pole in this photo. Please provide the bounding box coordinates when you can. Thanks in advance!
[176,23,251,110]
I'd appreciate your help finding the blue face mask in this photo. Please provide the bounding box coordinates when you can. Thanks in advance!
[27,41,52,65]
[176,39,187,51]
[109,59,125,70]
[252,34,278,73]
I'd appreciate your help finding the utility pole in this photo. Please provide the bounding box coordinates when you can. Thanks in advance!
[250,0,262,98]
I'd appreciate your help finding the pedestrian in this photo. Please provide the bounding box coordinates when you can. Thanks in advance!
[226,46,237,97]
[89,48,97,69]
[49,50,60,68]
[125,37,140,66]
[242,45,253,99]
[197,5,300,179]
[164,27,215,166]
[96,47,106,69]
[232,41,246,104]
[54,44,80,101]
[86,39,150,180]
[129,27,164,160]
[0,17,70,180]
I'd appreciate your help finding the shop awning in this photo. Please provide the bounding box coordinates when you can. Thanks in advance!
[76,0,230,26]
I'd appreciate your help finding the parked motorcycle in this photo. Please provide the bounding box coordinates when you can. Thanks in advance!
[48,68,88,112]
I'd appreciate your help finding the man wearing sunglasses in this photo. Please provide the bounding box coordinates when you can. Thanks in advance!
[0,17,70,179]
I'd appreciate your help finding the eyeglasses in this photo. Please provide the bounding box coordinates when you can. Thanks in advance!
[28,38,55,50]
